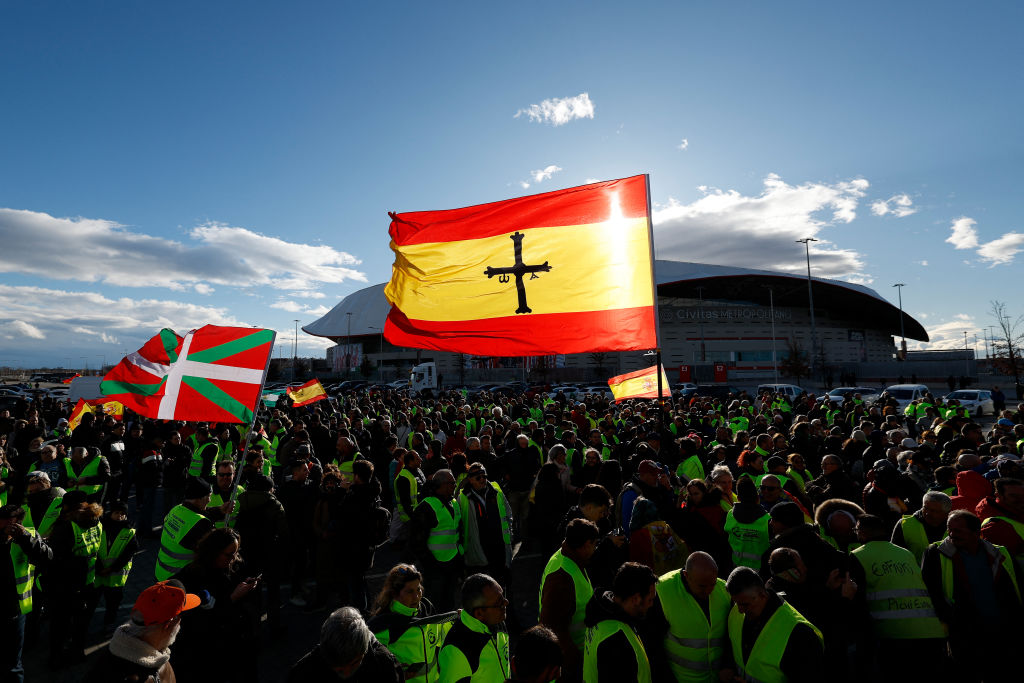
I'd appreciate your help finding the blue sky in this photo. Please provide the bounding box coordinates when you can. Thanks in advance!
[1,1,1021,368]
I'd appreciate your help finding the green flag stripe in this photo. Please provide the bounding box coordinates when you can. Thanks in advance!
[186,329,274,364]
[183,376,253,423]
[160,329,180,363]
[101,378,166,397]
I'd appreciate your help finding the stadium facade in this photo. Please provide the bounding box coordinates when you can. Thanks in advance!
[304,260,928,384]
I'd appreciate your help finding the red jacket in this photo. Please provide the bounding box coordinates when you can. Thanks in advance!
[977,497,1024,557]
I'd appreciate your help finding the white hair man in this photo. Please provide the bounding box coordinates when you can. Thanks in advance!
[288,606,402,682]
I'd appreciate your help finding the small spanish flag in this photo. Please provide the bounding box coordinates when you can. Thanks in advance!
[384,175,658,356]
[62,373,81,384]
[287,379,328,407]
[608,364,671,403]
[67,397,124,431]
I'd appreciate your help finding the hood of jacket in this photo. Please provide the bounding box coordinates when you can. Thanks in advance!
[953,470,991,502]
[814,497,865,528]
[584,590,637,629]
[107,624,171,672]
[730,501,769,525]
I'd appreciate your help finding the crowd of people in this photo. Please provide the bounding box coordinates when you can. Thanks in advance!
[2,381,1024,682]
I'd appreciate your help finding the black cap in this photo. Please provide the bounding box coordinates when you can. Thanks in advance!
[184,477,213,499]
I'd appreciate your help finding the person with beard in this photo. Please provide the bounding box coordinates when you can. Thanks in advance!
[83,579,199,683]
[336,459,383,613]
[101,422,127,506]
[47,490,104,665]
[172,528,262,682]
[95,501,140,632]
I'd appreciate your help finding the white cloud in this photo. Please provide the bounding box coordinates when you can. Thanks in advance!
[531,165,562,183]
[945,217,979,250]
[0,320,45,340]
[652,173,871,278]
[584,178,601,184]
[514,93,594,126]
[290,291,326,299]
[678,139,689,151]
[271,300,305,313]
[908,313,982,351]
[944,216,1024,266]
[870,193,916,218]
[0,208,366,291]
[519,181,531,189]
[977,232,1024,266]
[917,260,929,266]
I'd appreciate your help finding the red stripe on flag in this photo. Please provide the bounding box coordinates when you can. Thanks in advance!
[609,366,662,385]
[385,305,656,356]
[390,175,648,246]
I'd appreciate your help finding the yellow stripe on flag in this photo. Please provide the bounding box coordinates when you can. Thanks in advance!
[608,365,671,403]
[288,379,327,406]
[386,217,652,322]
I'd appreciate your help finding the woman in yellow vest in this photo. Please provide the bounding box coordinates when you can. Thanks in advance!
[368,563,452,683]
[95,501,139,632]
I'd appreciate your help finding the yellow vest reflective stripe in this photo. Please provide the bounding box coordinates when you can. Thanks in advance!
[396,468,419,522]
[155,504,204,580]
[64,456,103,495]
[728,600,822,683]
[210,485,245,529]
[71,521,102,586]
[188,442,218,477]
[850,541,945,639]
[724,510,771,569]
[939,543,1020,605]
[10,528,36,614]
[656,572,729,682]
[22,495,63,538]
[96,525,136,588]
[584,618,651,683]
[423,497,461,563]
[539,549,593,649]
[899,515,945,565]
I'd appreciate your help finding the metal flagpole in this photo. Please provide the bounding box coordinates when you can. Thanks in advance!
[642,174,666,425]
[225,330,277,526]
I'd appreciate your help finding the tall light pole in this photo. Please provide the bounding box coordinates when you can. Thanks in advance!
[293,319,299,380]
[964,330,970,378]
[795,238,819,379]
[346,312,353,374]
[696,286,707,362]
[368,326,383,381]
[988,326,997,360]
[892,283,906,360]
[767,286,779,384]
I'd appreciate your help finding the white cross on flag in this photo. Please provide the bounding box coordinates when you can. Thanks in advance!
[100,325,276,424]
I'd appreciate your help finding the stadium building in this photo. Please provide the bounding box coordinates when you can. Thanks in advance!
[304,260,928,384]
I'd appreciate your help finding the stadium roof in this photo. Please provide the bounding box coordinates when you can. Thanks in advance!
[304,260,928,342]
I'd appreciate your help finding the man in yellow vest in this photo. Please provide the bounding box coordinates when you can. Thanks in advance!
[64,446,110,503]
[848,513,947,682]
[154,478,214,581]
[979,476,1024,566]
[206,461,243,529]
[582,562,657,683]
[891,490,950,564]
[95,501,139,632]
[720,566,823,683]
[2,503,53,680]
[394,451,425,548]
[922,510,1022,681]
[437,573,510,681]
[538,518,599,681]
[411,470,462,612]
[457,463,513,586]
[648,551,730,682]
[724,476,771,571]
[21,471,63,538]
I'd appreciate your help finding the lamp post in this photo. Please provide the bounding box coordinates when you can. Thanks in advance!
[346,312,353,374]
[293,319,299,380]
[988,326,997,360]
[892,283,906,360]
[696,286,707,362]
[96,355,106,374]
[368,326,383,381]
[80,356,89,374]
[767,287,779,384]
[964,330,970,378]
[795,238,819,379]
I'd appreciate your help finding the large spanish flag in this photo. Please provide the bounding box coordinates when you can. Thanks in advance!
[287,379,328,407]
[608,364,671,403]
[384,175,658,356]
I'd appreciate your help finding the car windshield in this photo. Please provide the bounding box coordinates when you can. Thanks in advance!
[888,389,914,399]
[947,391,977,400]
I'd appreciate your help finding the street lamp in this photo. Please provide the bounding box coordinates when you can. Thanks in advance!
[368,326,384,381]
[795,238,819,379]
[964,330,970,378]
[346,312,353,374]
[892,283,906,360]
[766,287,779,384]
[293,319,299,380]
[80,356,89,373]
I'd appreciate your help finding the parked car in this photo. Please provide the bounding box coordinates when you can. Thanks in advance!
[756,383,805,399]
[826,386,882,404]
[942,389,995,417]
[386,379,409,389]
[882,384,931,411]
[674,382,699,398]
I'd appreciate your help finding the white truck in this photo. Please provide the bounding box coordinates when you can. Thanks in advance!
[69,376,106,403]
[410,362,438,394]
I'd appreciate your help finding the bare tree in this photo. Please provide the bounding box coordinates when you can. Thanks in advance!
[990,300,1023,391]
[779,338,809,382]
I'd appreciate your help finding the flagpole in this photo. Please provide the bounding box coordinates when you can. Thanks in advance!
[225,330,277,526]
[643,174,665,426]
